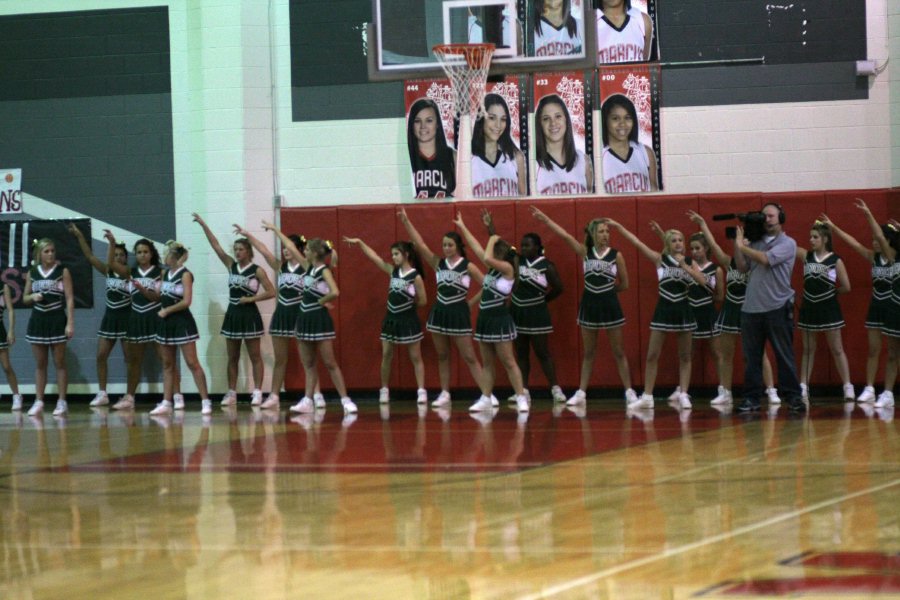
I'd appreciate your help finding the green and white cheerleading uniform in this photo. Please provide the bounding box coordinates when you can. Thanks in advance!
[269,261,304,337]
[715,259,747,334]
[98,270,131,339]
[474,268,517,342]
[25,263,68,344]
[380,267,424,344]
[126,265,162,343]
[510,255,553,335]
[295,264,336,341]
[156,267,199,345]
[0,293,9,350]
[577,246,625,329]
[221,262,265,339]
[426,256,473,336]
[797,251,844,331]
[649,254,696,332]
[688,261,719,339]
[866,253,898,329]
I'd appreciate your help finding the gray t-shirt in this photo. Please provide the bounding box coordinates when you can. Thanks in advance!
[742,232,797,313]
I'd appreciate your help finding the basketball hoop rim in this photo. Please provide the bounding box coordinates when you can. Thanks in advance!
[432,43,496,68]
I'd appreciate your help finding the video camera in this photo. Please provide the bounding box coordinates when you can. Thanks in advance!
[713,211,767,243]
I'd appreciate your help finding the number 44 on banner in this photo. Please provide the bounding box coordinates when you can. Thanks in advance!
[1,169,23,214]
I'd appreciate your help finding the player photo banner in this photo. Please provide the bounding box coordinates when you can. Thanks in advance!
[0,219,94,308]
[595,0,659,65]
[1,169,24,214]
[405,78,457,199]
[532,70,594,197]
[597,63,662,194]
[470,77,529,199]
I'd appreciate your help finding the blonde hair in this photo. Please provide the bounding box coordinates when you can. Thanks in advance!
[164,239,188,261]
[31,238,55,266]
[662,229,683,256]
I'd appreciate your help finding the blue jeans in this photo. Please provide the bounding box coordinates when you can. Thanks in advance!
[741,302,802,403]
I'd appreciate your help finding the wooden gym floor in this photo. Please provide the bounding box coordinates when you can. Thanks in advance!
[1,396,898,599]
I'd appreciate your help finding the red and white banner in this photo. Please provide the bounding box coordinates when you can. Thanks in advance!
[1,169,23,214]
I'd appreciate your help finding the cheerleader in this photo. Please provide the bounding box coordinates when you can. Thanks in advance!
[531,207,637,405]
[819,204,900,405]
[69,225,131,407]
[533,0,583,57]
[483,209,565,403]
[291,238,357,414]
[342,236,428,404]
[687,211,780,406]
[398,208,484,407]
[796,221,853,401]
[1,283,23,411]
[453,212,529,412]
[240,224,326,409]
[22,238,74,416]
[534,94,593,196]
[471,94,526,198]
[193,214,275,406]
[604,220,707,409]
[148,242,213,416]
[596,0,653,64]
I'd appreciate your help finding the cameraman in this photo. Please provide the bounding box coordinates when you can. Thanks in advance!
[733,203,805,412]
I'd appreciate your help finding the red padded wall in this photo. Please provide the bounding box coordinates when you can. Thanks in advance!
[281,188,896,393]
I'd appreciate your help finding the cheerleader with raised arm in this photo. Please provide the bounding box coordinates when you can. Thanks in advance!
[531,207,637,406]
[687,211,780,406]
[1,283,23,411]
[796,221,853,401]
[821,201,900,407]
[603,220,707,410]
[398,208,484,408]
[289,236,357,415]
[147,242,214,416]
[483,209,566,404]
[23,238,74,416]
[343,236,428,405]
[239,224,327,409]
[453,212,530,413]
[193,214,276,407]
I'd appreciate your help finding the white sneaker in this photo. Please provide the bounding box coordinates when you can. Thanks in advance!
[378,387,390,404]
[201,399,213,415]
[250,390,263,406]
[341,397,358,414]
[11,394,23,411]
[431,390,451,407]
[550,385,566,403]
[490,394,499,407]
[767,387,782,405]
[469,395,493,412]
[313,393,326,408]
[90,392,109,407]
[668,386,682,402]
[800,383,809,400]
[629,393,654,409]
[27,399,43,416]
[874,390,895,408]
[710,389,733,406]
[112,395,135,410]
[857,385,877,403]
[624,388,638,405]
[52,400,68,416]
[416,388,428,404]
[677,392,692,409]
[173,393,185,410]
[515,394,530,413]
[717,384,726,397]
[843,383,855,400]
[566,390,586,406]
[260,394,280,409]
[221,390,237,406]
[149,400,172,416]
[290,397,314,413]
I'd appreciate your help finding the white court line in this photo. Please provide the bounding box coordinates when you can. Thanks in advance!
[517,475,900,600]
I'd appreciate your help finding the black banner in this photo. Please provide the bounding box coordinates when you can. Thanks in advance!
[0,219,94,308]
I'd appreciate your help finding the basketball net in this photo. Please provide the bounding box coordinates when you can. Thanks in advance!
[432,43,495,200]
